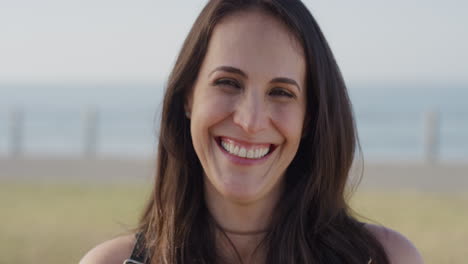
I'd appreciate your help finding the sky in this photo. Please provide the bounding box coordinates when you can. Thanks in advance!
[0,0,467,85]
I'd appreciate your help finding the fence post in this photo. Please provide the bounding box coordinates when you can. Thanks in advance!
[9,108,24,158]
[423,110,440,163]
[83,107,99,158]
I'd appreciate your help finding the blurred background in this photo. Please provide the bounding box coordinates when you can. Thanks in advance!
[0,0,467,263]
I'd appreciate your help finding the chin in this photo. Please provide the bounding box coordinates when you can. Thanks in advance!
[206,170,282,205]
[222,185,263,204]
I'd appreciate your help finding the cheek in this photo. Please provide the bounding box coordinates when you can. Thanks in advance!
[190,89,236,132]
[271,104,305,143]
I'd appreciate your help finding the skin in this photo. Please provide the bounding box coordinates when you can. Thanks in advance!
[185,10,307,262]
[79,10,424,264]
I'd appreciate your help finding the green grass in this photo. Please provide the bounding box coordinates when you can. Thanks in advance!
[0,182,151,264]
[1,182,466,263]
[351,191,468,264]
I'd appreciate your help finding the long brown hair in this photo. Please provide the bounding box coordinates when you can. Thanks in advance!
[138,0,389,263]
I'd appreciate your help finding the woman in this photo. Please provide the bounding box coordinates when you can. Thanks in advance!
[81,0,423,263]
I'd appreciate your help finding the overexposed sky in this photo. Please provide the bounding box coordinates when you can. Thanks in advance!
[0,0,467,84]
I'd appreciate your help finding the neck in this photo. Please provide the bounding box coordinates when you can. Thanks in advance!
[215,227,267,264]
[204,178,283,264]
[204,179,282,235]
[217,225,269,236]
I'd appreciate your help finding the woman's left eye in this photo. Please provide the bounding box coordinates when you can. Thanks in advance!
[269,88,295,98]
[214,78,241,89]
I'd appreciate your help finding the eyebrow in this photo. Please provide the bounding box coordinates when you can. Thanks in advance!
[270,77,301,92]
[209,66,247,78]
[209,66,301,92]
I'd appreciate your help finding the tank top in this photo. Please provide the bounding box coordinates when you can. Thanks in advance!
[122,231,373,264]
[123,233,147,264]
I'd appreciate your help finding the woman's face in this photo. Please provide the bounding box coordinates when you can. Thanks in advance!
[187,10,307,204]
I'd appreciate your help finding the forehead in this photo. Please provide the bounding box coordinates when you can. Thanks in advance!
[201,10,306,83]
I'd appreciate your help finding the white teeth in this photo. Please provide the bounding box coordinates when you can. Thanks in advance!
[220,139,270,159]
[233,145,239,155]
[239,147,246,157]
[221,141,231,152]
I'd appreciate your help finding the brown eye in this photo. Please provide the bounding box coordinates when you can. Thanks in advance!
[214,78,241,89]
[269,88,295,98]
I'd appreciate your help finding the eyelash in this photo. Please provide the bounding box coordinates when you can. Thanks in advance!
[214,78,295,99]
[214,78,241,89]
[269,88,295,98]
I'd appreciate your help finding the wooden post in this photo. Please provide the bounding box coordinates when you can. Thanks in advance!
[10,108,24,158]
[83,107,99,158]
[9,108,24,158]
[424,110,440,163]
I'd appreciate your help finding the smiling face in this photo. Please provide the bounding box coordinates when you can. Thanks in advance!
[186,10,307,204]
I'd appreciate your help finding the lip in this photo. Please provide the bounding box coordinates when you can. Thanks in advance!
[215,136,276,166]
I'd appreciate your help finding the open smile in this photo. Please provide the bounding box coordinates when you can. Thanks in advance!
[215,136,277,161]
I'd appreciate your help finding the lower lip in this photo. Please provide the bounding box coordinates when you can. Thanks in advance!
[215,138,273,166]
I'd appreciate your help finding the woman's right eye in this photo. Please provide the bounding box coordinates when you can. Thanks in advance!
[214,78,241,89]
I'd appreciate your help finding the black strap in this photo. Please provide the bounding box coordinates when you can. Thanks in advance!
[123,232,147,264]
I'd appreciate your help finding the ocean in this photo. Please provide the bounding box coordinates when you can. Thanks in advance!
[0,82,467,161]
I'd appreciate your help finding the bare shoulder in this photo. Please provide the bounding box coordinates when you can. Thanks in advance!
[79,234,136,264]
[364,223,424,264]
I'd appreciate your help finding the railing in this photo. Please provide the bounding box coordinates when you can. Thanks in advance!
[1,106,157,158]
[6,107,100,157]
[1,107,467,162]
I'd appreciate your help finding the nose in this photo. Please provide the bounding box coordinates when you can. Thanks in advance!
[232,90,269,134]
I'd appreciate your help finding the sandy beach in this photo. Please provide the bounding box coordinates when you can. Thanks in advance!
[0,157,466,192]
[354,161,468,193]
[0,156,155,183]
